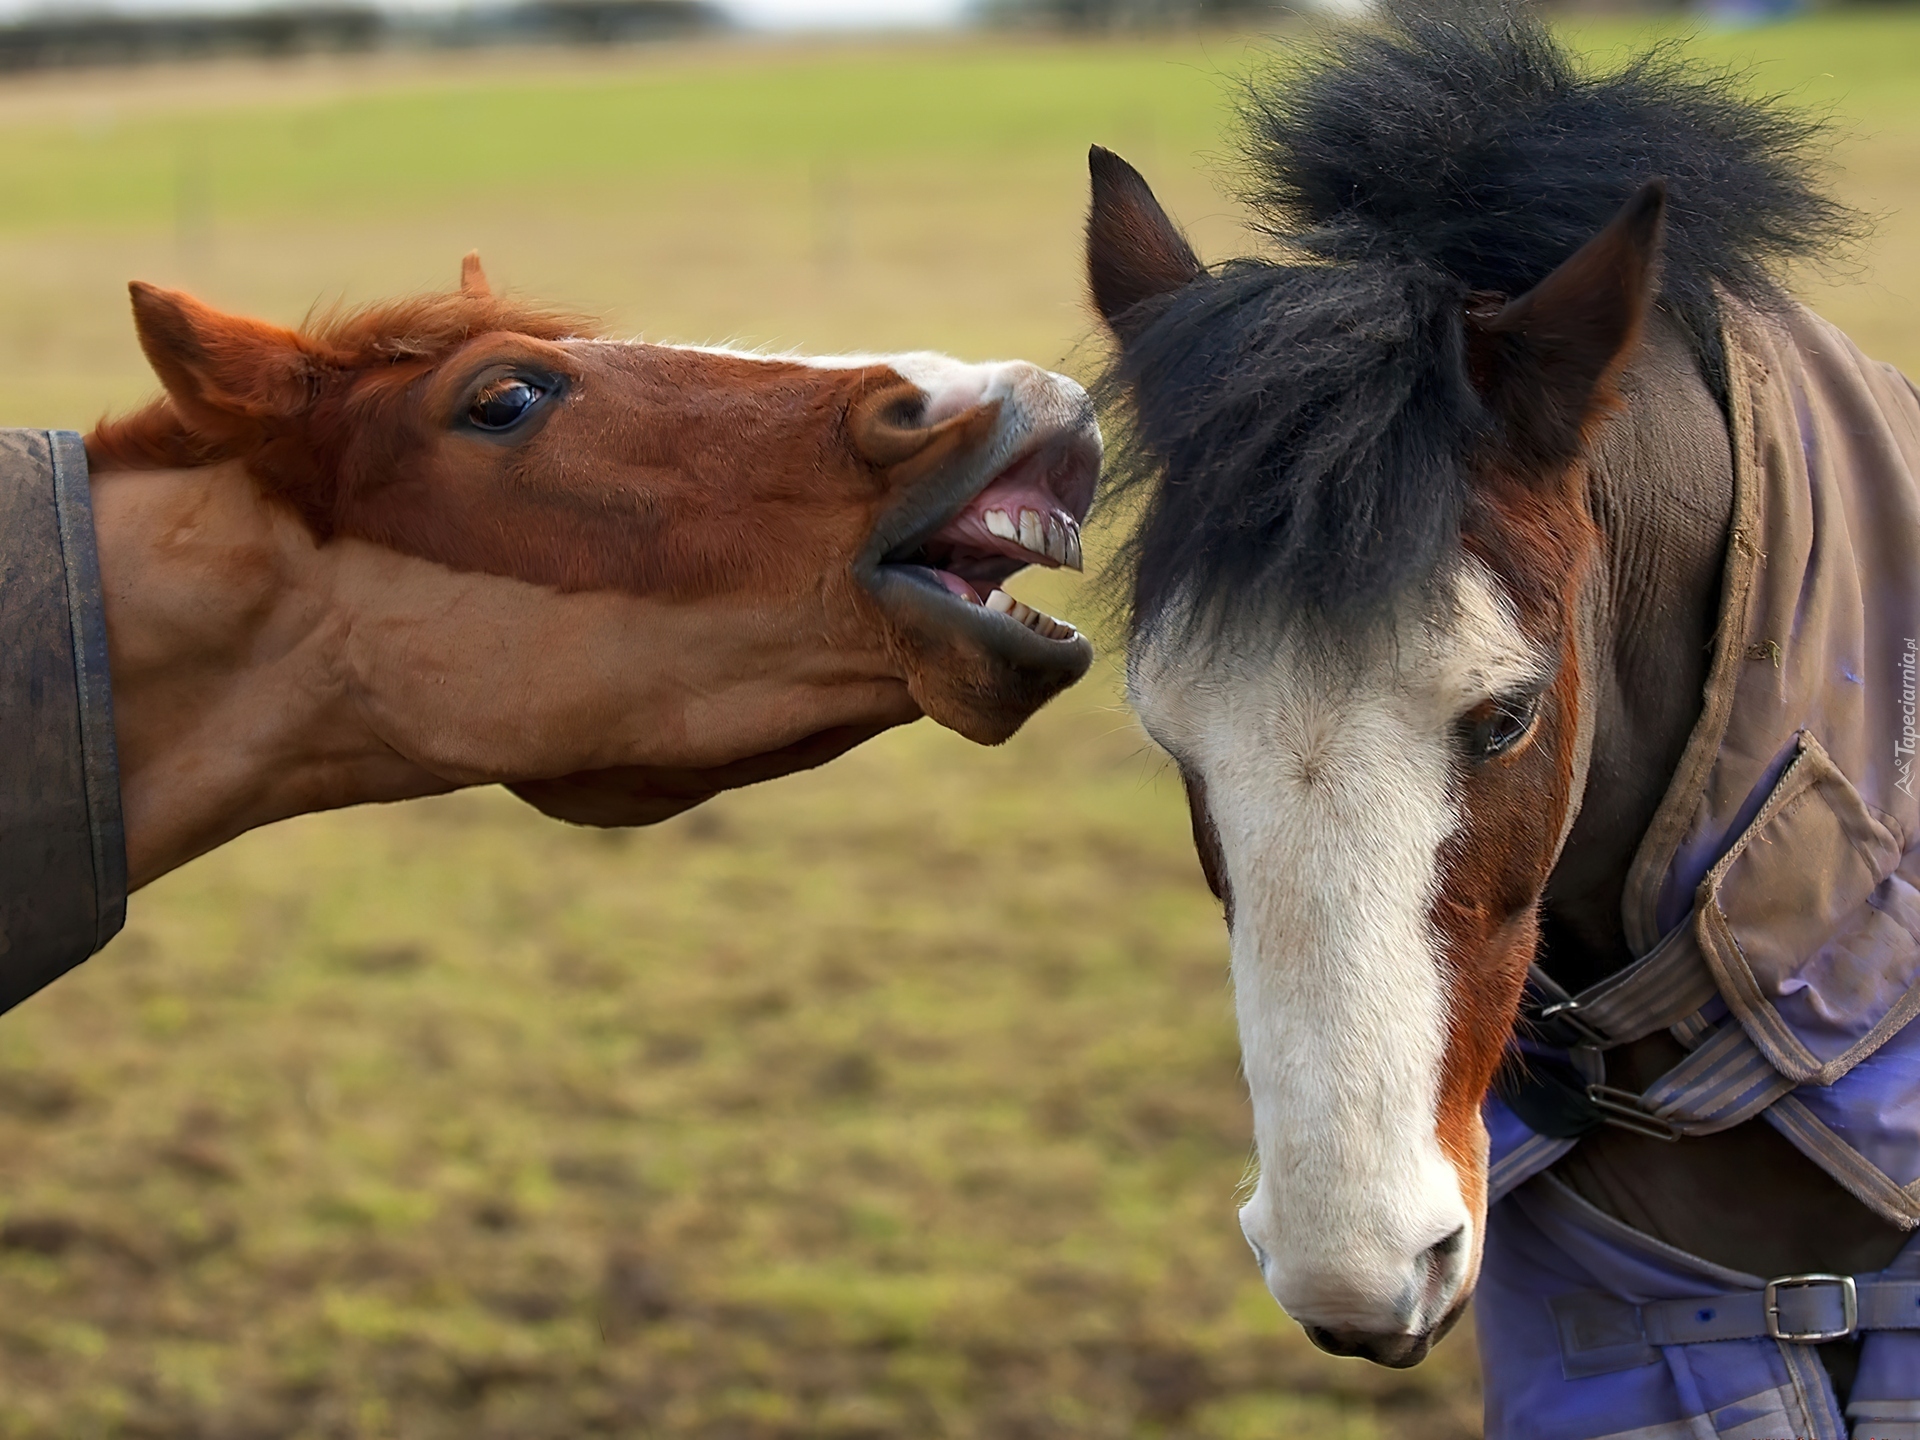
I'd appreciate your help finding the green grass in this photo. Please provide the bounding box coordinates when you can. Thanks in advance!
[0,15,1914,1437]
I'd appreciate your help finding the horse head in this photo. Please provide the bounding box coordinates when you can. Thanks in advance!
[88,260,1098,883]
[1086,150,1663,1366]
[1081,0,1865,1360]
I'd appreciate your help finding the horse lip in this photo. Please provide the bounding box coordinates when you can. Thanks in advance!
[869,563,1094,674]
[1300,1297,1466,1370]
[1301,1323,1436,1369]
[857,410,1100,577]
[858,415,1098,676]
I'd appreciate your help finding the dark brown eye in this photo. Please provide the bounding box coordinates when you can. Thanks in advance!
[468,378,543,430]
[1460,692,1540,762]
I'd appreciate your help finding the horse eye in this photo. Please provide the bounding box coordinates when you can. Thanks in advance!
[468,378,544,430]
[1460,692,1540,761]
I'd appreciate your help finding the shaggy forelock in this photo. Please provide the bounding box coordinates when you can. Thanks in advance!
[1104,0,1858,643]
[1105,259,1487,641]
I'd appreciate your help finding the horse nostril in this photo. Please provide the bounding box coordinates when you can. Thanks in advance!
[1237,1215,1271,1272]
[848,381,935,467]
[881,395,926,429]
[1416,1227,1468,1323]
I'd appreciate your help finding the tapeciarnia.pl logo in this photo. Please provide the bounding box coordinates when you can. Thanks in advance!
[1897,637,1918,798]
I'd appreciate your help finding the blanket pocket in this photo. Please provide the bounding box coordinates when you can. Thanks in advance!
[1696,730,1919,1084]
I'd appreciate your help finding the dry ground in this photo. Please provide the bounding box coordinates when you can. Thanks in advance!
[0,17,1914,1437]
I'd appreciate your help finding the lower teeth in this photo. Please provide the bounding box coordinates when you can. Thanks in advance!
[985,587,1076,640]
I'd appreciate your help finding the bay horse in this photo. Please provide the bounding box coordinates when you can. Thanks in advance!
[87,256,1098,892]
[1087,5,1920,1435]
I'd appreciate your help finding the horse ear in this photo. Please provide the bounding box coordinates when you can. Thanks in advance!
[1086,145,1202,340]
[1469,179,1667,467]
[128,282,318,434]
[461,250,491,298]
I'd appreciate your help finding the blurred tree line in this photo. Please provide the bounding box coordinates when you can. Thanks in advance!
[0,0,722,73]
[975,0,1915,31]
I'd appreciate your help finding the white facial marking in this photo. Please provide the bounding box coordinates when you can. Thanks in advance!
[612,339,1094,438]
[1131,559,1544,1340]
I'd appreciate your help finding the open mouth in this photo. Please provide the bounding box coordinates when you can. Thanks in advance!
[869,432,1099,656]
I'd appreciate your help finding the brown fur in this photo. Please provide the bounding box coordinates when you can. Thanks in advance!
[86,283,954,606]
[1417,188,1664,1199]
[90,288,592,479]
[1431,474,1601,1191]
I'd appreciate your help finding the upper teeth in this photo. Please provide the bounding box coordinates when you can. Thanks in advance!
[985,587,1077,641]
[984,508,1082,571]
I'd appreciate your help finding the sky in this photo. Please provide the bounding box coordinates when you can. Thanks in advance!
[719,0,967,27]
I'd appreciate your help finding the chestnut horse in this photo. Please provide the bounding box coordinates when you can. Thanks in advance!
[89,255,1097,891]
[1088,6,1920,1432]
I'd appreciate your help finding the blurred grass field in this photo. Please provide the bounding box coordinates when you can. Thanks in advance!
[0,15,1914,1438]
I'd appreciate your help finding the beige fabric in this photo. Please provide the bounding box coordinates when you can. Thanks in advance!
[1615,298,1920,1223]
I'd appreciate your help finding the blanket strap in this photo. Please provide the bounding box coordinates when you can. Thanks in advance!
[1552,1274,1920,1379]
[1500,910,1798,1140]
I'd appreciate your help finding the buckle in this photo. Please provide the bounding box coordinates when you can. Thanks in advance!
[1764,1274,1857,1343]
[1584,1084,1681,1142]
[1536,998,1614,1048]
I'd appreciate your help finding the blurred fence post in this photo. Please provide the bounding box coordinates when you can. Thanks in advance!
[175,131,214,273]
[813,163,851,281]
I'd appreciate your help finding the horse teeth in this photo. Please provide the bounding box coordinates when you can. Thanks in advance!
[1064,525,1083,571]
[1018,509,1045,555]
[984,509,1017,542]
[984,586,1075,640]
[1045,516,1067,564]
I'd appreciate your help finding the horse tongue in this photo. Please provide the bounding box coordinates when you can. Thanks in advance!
[931,569,981,603]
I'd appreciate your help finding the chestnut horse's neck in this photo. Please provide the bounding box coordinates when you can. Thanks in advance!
[90,457,917,889]
[90,459,448,887]
[1539,309,1735,993]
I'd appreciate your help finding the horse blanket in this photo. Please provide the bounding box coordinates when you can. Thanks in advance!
[1482,298,1920,1440]
[0,430,125,1014]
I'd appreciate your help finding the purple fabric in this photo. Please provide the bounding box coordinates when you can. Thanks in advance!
[1478,1181,1850,1439]
[1780,1009,1920,1187]
[1653,738,1800,940]
[1771,870,1920,1064]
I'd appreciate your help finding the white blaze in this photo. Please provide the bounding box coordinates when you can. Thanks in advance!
[1130,560,1542,1338]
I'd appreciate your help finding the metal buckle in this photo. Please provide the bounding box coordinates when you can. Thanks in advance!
[1764,1273,1857,1343]
[1584,1084,1681,1142]
[1536,997,1614,1048]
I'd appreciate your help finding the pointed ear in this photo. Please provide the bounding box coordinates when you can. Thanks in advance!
[1086,145,1202,340]
[1468,179,1667,467]
[128,282,320,436]
[461,250,491,298]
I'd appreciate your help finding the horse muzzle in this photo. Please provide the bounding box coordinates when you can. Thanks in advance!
[1243,1209,1475,1369]
[1302,1298,1469,1369]
[858,360,1100,744]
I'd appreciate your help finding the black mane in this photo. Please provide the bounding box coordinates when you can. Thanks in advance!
[1106,0,1856,639]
